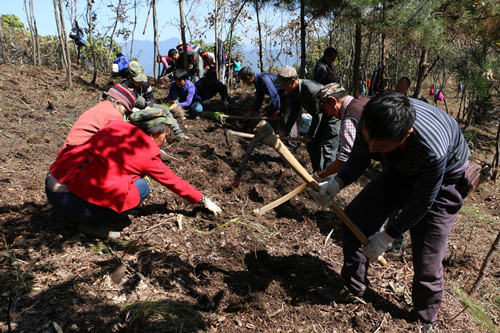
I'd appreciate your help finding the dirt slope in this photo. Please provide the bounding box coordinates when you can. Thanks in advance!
[0,64,498,332]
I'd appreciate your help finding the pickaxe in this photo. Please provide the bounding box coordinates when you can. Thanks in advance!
[235,120,387,266]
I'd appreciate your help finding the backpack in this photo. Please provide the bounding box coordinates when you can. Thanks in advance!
[437,91,444,101]
[429,87,434,96]
[69,20,86,46]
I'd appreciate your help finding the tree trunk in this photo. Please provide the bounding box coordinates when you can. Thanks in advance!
[352,22,361,97]
[53,0,72,87]
[88,0,97,85]
[57,0,72,87]
[25,0,40,65]
[468,231,500,296]
[255,2,263,72]
[25,0,37,65]
[130,0,138,59]
[413,48,427,98]
[108,0,121,72]
[215,0,219,79]
[178,0,188,70]
[153,0,158,81]
[0,21,6,63]
[226,0,247,85]
[53,0,66,69]
[299,0,306,78]
[491,120,500,182]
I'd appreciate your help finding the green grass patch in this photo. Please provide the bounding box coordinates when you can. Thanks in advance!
[455,287,499,333]
[463,128,480,143]
[122,299,206,332]
[90,241,111,254]
[460,204,497,232]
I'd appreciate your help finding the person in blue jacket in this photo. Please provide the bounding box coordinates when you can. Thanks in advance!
[239,66,290,125]
[113,52,131,78]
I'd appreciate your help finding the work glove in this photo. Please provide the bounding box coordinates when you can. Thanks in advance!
[309,180,340,207]
[200,195,222,215]
[310,171,323,182]
[174,132,190,141]
[135,96,146,109]
[362,230,394,262]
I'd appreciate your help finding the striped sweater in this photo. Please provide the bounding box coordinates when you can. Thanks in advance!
[338,98,470,236]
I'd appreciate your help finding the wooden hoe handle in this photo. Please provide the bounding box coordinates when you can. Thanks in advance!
[260,125,387,266]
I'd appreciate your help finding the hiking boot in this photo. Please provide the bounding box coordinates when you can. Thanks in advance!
[421,323,439,333]
[174,132,190,141]
[78,222,121,240]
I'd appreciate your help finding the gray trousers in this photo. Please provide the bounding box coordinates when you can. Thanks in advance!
[306,115,340,179]
[153,103,182,135]
[341,166,463,325]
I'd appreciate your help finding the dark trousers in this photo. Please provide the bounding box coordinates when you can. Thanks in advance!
[340,167,463,325]
[306,115,340,177]
[45,178,150,226]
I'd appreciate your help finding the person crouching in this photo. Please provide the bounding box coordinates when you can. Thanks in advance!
[45,108,221,239]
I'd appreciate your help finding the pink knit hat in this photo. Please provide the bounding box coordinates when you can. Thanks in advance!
[107,84,136,111]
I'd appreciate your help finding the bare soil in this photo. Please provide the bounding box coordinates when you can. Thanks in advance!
[0,64,498,333]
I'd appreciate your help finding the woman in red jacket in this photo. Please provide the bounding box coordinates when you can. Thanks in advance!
[45,108,221,237]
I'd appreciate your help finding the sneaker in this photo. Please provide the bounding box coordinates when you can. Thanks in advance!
[174,132,190,141]
[78,222,121,239]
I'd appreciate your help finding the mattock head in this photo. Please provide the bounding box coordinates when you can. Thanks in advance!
[233,120,275,188]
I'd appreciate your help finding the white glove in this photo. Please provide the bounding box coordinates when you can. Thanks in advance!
[310,171,323,182]
[309,180,340,207]
[201,195,222,215]
[363,231,394,262]
[135,96,146,109]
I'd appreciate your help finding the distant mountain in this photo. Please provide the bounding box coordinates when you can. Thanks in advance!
[119,39,298,76]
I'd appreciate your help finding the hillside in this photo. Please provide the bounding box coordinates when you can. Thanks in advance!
[0,64,498,333]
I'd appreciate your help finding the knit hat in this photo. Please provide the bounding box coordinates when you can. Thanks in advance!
[129,61,147,82]
[316,83,346,111]
[129,108,177,132]
[275,66,297,84]
[107,84,136,111]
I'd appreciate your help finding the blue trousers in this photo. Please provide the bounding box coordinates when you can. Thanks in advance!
[341,167,462,325]
[170,91,203,114]
[45,178,150,226]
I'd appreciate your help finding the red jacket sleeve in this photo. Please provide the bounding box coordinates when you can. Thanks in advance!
[143,154,203,204]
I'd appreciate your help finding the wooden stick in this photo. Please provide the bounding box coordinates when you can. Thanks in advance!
[225,129,305,141]
[253,183,308,215]
[256,121,387,266]
[220,114,271,121]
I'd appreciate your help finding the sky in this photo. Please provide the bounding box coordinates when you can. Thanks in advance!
[1,0,196,43]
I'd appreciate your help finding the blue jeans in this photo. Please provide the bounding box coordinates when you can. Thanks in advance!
[360,84,366,96]
[170,91,203,114]
[45,178,150,226]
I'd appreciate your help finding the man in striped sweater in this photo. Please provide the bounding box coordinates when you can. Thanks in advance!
[310,92,470,331]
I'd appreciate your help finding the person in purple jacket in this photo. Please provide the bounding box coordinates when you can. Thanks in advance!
[167,69,203,118]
